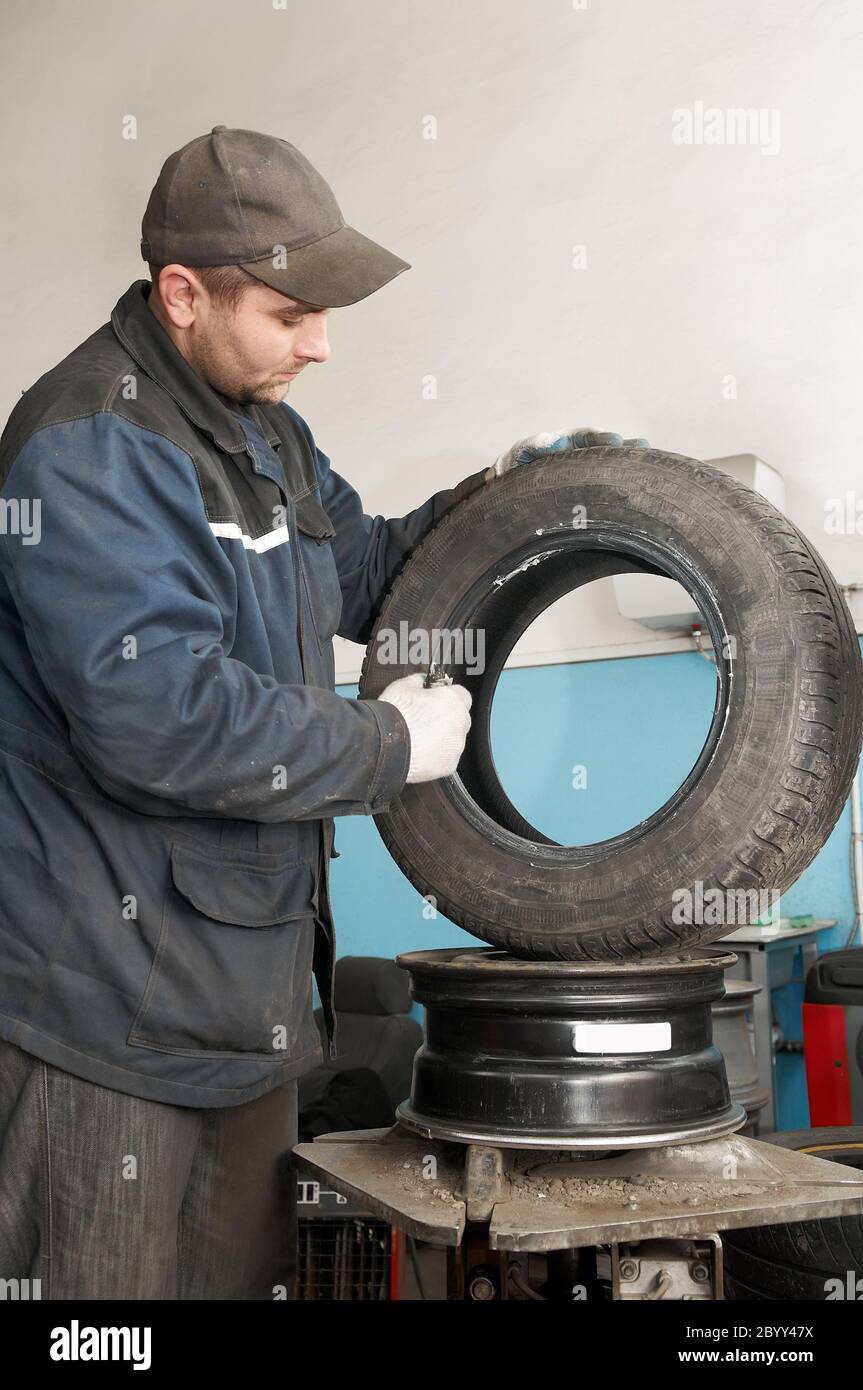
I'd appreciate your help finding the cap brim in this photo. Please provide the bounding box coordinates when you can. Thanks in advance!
[237,223,410,308]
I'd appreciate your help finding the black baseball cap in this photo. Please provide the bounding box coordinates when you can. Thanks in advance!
[140,125,411,308]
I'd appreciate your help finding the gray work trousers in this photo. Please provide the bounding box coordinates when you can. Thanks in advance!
[0,1038,299,1300]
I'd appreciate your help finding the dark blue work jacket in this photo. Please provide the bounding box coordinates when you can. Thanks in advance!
[0,279,485,1106]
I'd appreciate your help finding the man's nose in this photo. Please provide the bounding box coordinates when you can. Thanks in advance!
[295,314,330,364]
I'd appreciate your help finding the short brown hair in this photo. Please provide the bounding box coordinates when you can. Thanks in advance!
[148,262,259,313]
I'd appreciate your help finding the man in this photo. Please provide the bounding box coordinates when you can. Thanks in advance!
[0,125,641,1299]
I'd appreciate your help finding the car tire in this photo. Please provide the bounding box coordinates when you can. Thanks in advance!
[359,447,863,961]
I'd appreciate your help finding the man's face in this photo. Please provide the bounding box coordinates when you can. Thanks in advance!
[149,268,331,406]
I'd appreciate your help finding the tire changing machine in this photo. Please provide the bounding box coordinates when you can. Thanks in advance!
[292,947,863,1300]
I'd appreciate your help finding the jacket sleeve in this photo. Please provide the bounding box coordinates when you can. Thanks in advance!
[0,414,410,822]
[284,407,489,645]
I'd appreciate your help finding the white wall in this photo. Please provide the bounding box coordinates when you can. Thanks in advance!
[2,0,861,680]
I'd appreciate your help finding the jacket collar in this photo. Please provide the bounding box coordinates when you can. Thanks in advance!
[110,280,282,455]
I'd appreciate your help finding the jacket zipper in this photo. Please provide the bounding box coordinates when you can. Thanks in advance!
[284,484,338,1061]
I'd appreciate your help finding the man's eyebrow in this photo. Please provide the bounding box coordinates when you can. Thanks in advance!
[271,300,329,314]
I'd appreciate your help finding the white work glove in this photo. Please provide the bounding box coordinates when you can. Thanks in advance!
[378,673,472,784]
[488,428,649,479]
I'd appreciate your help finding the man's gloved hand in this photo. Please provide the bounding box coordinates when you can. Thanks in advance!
[378,672,472,784]
[485,428,649,480]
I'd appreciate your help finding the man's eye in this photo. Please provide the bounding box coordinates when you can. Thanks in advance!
[281,317,302,327]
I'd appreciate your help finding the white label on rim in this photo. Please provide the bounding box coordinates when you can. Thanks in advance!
[572,1021,672,1054]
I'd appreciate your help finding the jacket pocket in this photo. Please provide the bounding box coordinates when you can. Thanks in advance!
[128,842,319,1059]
